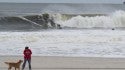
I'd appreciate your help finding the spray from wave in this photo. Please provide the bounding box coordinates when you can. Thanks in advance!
[55,10,125,29]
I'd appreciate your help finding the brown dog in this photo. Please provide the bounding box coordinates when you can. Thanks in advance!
[5,60,23,70]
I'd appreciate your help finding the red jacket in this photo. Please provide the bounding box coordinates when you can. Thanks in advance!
[23,49,32,60]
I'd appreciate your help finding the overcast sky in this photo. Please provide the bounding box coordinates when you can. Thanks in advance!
[0,0,124,4]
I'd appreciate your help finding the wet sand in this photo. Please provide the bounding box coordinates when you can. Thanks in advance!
[0,56,125,70]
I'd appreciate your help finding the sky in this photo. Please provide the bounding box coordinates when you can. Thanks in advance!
[0,0,124,4]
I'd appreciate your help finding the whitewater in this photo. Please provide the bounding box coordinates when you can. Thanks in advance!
[1,10,125,57]
[1,29,125,58]
[54,10,125,28]
[1,3,125,57]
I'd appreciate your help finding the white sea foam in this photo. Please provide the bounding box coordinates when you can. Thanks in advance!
[0,29,125,58]
[54,10,125,28]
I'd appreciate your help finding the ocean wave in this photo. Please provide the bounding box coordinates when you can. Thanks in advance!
[0,10,125,31]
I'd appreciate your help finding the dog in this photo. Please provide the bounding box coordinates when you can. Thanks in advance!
[5,60,23,70]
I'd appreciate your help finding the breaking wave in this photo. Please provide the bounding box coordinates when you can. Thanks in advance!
[57,10,125,29]
[0,10,125,31]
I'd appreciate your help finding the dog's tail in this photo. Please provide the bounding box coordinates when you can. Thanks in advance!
[4,62,9,64]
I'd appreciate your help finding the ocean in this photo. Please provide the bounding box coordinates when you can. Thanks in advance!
[0,3,125,30]
[0,3,125,15]
[0,3,125,57]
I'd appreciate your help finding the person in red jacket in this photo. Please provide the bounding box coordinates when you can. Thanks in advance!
[22,46,32,70]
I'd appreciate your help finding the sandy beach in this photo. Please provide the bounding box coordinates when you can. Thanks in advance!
[0,56,125,70]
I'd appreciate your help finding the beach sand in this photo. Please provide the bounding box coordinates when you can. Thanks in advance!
[0,56,125,70]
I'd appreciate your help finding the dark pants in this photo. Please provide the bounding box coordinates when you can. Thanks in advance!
[22,58,31,70]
